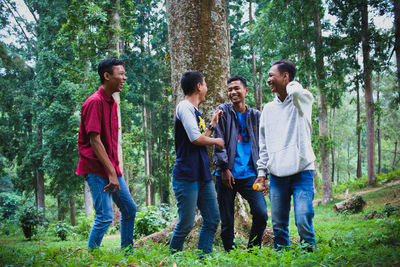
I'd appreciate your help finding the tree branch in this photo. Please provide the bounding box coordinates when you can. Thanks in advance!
[2,0,32,44]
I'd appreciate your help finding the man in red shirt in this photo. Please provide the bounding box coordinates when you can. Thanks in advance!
[76,58,136,252]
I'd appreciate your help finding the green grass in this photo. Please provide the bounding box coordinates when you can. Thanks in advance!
[1,184,400,266]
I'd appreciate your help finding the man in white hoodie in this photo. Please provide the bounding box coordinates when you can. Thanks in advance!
[255,60,316,251]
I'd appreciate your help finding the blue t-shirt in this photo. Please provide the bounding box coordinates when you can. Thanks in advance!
[231,111,257,179]
[215,111,256,179]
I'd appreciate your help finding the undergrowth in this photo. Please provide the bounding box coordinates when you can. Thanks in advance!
[1,180,399,266]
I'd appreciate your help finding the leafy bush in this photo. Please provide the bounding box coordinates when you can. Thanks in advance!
[19,206,44,240]
[52,222,73,241]
[0,192,21,220]
[73,214,93,239]
[133,204,173,239]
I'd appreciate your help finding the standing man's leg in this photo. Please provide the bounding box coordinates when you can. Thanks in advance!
[215,176,236,251]
[238,177,268,249]
[86,173,114,250]
[169,179,199,252]
[112,176,137,250]
[292,170,316,249]
[197,180,220,254]
[269,174,291,250]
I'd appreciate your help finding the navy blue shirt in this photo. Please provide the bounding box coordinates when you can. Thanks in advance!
[172,100,212,182]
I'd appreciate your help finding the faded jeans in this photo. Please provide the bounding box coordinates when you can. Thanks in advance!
[269,170,316,250]
[169,178,220,255]
[86,173,137,251]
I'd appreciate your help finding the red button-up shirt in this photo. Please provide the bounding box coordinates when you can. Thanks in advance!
[75,87,122,179]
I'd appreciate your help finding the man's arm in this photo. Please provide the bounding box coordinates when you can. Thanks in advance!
[89,132,120,193]
[286,81,314,117]
[192,135,224,149]
[256,109,269,179]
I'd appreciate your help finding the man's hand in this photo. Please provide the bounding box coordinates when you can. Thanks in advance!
[222,169,235,189]
[215,138,224,149]
[211,109,223,126]
[104,170,121,194]
[254,176,269,195]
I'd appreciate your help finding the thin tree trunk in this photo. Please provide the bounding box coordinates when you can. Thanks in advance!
[394,0,400,100]
[158,135,163,204]
[84,181,93,217]
[356,78,362,178]
[57,185,65,221]
[258,59,263,108]
[330,109,335,184]
[393,141,398,170]
[69,196,76,226]
[35,127,45,209]
[313,3,332,204]
[249,0,259,110]
[377,82,381,174]
[108,0,122,224]
[361,0,376,185]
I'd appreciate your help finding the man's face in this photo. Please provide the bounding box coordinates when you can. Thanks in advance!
[106,65,127,93]
[198,79,208,102]
[267,64,288,93]
[227,80,248,105]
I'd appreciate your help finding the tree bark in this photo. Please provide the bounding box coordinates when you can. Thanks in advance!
[249,0,260,110]
[377,80,381,174]
[393,141,398,170]
[35,127,45,210]
[394,0,400,101]
[84,181,93,217]
[361,0,376,185]
[333,195,366,214]
[69,196,76,226]
[166,0,230,117]
[313,2,332,204]
[356,77,362,178]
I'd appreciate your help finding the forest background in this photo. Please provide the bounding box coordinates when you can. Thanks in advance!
[0,0,399,249]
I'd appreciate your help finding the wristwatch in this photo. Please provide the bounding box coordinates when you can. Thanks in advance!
[206,123,215,131]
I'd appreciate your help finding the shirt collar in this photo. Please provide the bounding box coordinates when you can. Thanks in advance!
[98,86,114,103]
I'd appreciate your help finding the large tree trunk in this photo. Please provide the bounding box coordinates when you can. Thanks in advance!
[361,1,376,185]
[166,0,230,117]
[84,181,93,217]
[394,0,400,100]
[313,3,332,204]
[356,78,362,178]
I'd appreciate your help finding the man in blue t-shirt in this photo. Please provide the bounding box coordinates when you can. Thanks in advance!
[170,71,224,255]
[213,75,268,251]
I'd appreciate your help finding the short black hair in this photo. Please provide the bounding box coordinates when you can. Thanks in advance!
[180,71,204,95]
[98,58,124,84]
[227,75,247,87]
[271,60,296,82]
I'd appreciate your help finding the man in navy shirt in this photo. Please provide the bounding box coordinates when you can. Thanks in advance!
[169,71,224,255]
[213,75,267,251]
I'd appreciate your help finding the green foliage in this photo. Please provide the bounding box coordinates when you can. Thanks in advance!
[133,204,173,239]
[19,206,44,240]
[51,221,73,241]
[0,192,21,220]
[72,214,93,240]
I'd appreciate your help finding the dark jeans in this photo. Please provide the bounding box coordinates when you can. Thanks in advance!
[270,170,316,250]
[215,176,268,251]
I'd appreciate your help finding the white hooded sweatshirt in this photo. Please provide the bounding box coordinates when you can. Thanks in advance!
[257,81,316,177]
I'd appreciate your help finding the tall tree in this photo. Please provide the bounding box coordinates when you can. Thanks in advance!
[313,1,332,204]
[166,0,230,117]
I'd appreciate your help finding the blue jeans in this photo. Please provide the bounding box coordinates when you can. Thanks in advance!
[215,176,268,251]
[169,178,220,254]
[269,170,316,250]
[86,173,137,250]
